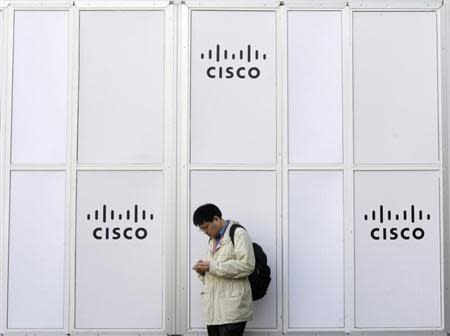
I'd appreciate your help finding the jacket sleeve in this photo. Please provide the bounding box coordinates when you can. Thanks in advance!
[208,228,255,279]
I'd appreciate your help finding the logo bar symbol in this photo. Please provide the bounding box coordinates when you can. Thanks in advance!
[363,204,431,223]
[86,204,155,223]
[200,44,267,62]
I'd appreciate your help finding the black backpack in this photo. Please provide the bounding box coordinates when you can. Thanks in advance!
[229,223,271,301]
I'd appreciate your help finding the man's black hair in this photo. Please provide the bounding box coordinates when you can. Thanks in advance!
[193,203,222,226]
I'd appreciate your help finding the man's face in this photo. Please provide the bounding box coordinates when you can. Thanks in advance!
[198,216,222,238]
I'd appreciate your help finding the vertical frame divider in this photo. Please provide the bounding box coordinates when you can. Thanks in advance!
[0,5,7,334]
[276,4,283,334]
[163,4,177,335]
[176,3,190,334]
[280,3,288,333]
[342,3,355,333]
[1,6,13,332]
[68,5,79,333]
[437,4,446,330]
[64,4,75,334]
[442,0,450,332]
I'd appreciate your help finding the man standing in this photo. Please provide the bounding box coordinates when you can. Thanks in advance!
[192,203,255,336]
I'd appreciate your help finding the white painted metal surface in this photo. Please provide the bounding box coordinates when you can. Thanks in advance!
[77,10,165,164]
[10,11,68,164]
[354,171,441,327]
[288,171,344,328]
[190,10,277,164]
[75,171,164,329]
[0,9,4,334]
[0,1,446,336]
[288,10,343,164]
[353,11,439,164]
[1,3,176,335]
[8,171,65,329]
[183,6,282,335]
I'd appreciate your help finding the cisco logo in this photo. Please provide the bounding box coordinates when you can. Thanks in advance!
[365,204,429,241]
[86,204,153,240]
[200,44,267,80]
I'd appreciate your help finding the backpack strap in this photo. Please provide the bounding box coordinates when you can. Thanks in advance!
[229,223,246,246]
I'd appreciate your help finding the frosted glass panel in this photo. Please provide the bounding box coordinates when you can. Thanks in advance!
[11,11,68,164]
[75,171,164,328]
[288,11,342,164]
[189,171,277,329]
[78,11,164,164]
[353,12,438,164]
[288,171,344,327]
[354,171,441,327]
[8,171,65,328]
[190,11,277,164]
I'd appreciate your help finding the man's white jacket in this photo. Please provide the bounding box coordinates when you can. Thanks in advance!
[198,221,256,325]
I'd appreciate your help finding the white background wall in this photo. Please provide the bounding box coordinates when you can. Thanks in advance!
[0,1,447,335]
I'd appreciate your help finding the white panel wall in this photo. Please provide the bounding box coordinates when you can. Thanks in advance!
[0,11,2,127]
[0,4,445,335]
[189,171,277,329]
[353,10,442,329]
[76,9,167,331]
[354,171,441,327]
[78,11,165,164]
[190,11,277,164]
[353,11,439,164]
[10,11,68,164]
[288,171,344,327]
[0,11,2,155]
[8,171,65,328]
[288,11,342,164]
[75,171,164,329]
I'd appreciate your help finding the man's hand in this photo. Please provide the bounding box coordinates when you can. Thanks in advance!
[192,260,210,275]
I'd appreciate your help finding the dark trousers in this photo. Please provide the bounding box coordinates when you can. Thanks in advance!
[207,321,247,336]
